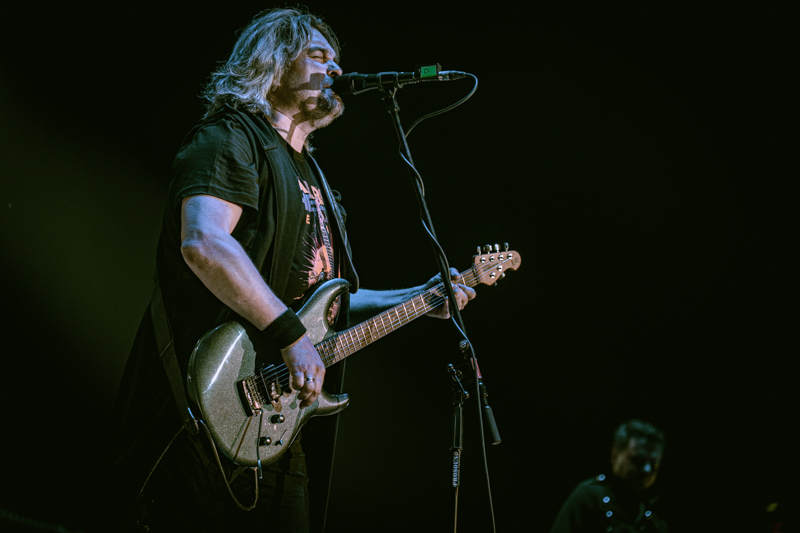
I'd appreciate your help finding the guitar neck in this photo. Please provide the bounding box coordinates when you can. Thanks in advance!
[315,265,482,368]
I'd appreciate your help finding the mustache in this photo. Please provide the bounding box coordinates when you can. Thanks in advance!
[313,88,344,116]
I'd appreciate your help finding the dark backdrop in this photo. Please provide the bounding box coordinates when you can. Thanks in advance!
[0,3,794,532]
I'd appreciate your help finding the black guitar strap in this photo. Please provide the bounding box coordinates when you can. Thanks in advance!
[150,275,200,436]
[148,107,303,442]
[227,106,359,294]
[150,107,357,526]
[230,109,355,531]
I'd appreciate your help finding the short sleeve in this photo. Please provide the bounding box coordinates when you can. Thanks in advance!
[170,117,261,210]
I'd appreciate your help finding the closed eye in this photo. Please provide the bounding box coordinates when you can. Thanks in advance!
[307,45,335,63]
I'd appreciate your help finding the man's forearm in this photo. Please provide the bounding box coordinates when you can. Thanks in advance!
[347,286,422,326]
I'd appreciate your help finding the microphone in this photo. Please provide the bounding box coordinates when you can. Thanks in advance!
[332,70,467,95]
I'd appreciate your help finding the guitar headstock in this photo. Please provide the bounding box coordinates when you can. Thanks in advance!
[472,243,521,286]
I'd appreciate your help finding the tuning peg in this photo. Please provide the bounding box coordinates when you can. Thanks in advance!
[484,244,492,253]
[494,243,500,252]
[476,246,481,255]
[504,243,509,251]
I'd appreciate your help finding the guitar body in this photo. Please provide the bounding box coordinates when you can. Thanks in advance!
[186,278,351,467]
[185,247,521,469]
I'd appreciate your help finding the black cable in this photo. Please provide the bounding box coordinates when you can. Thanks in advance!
[405,74,479,139]
[200,419,259,511]
[393,73,497,533]
[124,425,185,530]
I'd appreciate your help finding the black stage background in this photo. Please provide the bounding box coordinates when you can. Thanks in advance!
[0,3,794,532]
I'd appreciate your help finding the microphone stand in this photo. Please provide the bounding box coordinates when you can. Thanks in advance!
[448,363,468,530]
[377,85,500,532]
[378,86,465,330]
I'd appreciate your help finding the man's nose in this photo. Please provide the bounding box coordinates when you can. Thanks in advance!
[328,61,343,77]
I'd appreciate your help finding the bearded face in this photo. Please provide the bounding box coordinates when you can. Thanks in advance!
[306,83,344,128]
[270,29,344,129]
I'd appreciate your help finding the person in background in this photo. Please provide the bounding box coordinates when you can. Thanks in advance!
[550,419,669,533]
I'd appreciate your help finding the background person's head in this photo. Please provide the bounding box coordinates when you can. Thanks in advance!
[610,419,665,491]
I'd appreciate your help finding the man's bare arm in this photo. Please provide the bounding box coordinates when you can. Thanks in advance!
[348,269,476,326]
[180,194,324,407]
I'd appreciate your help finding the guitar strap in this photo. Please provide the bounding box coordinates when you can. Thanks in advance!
[148,107,329,440]
[227,106,359,295]
[150,274,200,436]
[150,107,357,524]
[230,108,354,531]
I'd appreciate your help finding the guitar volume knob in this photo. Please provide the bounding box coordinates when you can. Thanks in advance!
[271,414,285,423]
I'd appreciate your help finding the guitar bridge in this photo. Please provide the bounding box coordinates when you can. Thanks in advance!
[236,376,263,417]
[236,364,284,416]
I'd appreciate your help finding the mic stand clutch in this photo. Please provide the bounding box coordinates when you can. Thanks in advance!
[460,341,501,446]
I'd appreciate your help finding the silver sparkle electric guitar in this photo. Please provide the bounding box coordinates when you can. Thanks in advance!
[186,246,521,468]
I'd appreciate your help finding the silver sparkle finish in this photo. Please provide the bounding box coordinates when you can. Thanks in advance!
[187,279,351,467]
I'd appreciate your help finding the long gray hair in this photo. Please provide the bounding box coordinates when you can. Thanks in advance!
[203,7,340,120]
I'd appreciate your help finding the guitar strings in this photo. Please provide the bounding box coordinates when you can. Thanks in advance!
[251,254,516,394]
[252,255,513,389]
[253,278,465,391]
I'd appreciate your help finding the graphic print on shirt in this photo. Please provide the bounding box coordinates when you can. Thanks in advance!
[297,178,339,324]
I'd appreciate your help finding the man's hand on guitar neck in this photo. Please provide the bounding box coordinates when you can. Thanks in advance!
[424,267,476,320]
[281,335,326,408]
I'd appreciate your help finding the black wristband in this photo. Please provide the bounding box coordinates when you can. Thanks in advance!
[261,309,307,350]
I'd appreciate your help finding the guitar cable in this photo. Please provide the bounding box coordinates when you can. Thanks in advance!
[124,424,185,530]
[199,418,260,511]
[128,419,261,518]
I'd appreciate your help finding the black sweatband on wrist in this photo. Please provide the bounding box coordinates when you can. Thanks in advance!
[261,309,307,350]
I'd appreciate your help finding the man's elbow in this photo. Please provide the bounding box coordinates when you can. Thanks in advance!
[180,236,212,269]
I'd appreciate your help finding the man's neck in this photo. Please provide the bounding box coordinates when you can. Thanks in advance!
[270,109,312,153]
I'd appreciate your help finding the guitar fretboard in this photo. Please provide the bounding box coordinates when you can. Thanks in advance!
[314,258,501,367]
[252,251,519,394]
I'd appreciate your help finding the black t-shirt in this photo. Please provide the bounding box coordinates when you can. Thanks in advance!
[282,142,337,315]
[111,109,355,518]
[157,113,337,361]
